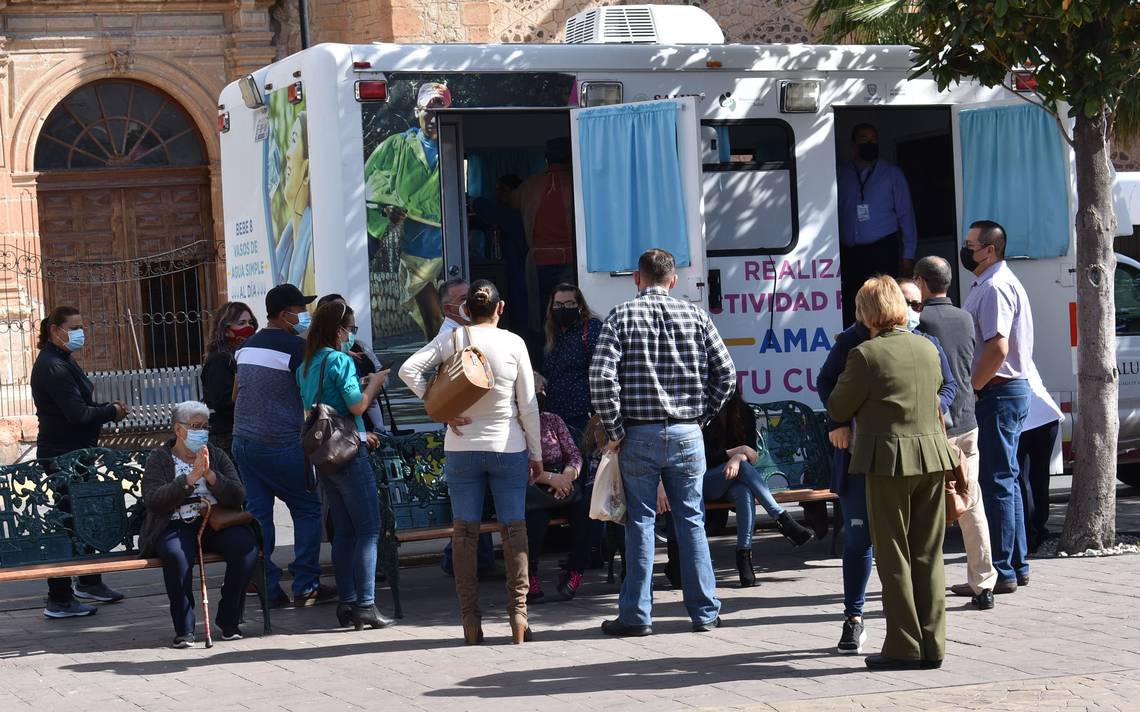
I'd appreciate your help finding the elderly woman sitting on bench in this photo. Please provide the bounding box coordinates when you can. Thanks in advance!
[139,400,258,649]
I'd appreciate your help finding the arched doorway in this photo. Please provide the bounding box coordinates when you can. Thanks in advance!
[34,80,215,372]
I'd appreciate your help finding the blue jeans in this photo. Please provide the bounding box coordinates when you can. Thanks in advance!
[702,460,786,549]
[154,522,258,636]
[975,379,1031,583]
[320,447,380,606]
[619,423,719,627]
[837,467,873,618]
[445,450,529,523]
[232,436,323,597]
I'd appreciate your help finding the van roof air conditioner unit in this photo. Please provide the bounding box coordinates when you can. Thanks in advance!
[563,5,725,45]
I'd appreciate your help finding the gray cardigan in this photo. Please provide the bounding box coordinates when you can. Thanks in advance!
[138,440,246,557]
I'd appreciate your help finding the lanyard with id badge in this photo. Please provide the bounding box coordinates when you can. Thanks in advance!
[855,161,876,223]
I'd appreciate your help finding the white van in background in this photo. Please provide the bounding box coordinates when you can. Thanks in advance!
[216,4,1138,475]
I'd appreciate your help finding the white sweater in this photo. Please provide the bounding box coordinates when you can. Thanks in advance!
[399,324,542,459]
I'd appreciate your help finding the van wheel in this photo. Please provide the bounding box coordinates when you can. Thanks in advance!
[1117,463,1140,488]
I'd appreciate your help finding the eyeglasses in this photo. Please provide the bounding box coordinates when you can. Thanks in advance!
[552,300,579,311]
[179,421,210,431]
[905,300,924,312]
[342,325,359,334]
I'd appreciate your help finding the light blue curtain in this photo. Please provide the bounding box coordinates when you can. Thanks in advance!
[577,101,690,272]
[466,148,546,199]
[960,104,1069,258]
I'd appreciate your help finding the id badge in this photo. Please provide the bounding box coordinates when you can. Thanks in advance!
[856,203,871,223]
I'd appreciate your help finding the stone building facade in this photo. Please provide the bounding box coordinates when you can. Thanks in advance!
[0,0,1136,456]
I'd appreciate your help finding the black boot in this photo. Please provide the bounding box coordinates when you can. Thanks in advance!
[735,549,757,588]
[777,512,813,547]
[335,603,354,627]
[351,604,395,630]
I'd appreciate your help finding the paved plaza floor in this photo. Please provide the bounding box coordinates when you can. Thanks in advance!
[2,483,1138,712]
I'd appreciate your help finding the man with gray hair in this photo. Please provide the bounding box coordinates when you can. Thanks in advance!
[914,255,998,610]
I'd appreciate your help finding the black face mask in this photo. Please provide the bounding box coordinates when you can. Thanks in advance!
[553,309,580,328]
[960,244,980,272]
[857,142,879,162]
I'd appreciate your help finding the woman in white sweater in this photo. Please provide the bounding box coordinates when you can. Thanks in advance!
[399,280,543,645]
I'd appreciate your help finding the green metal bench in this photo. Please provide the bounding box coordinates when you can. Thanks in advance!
[0,448,271,633]
[370,400,840,606]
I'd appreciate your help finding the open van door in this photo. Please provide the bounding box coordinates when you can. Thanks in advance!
[952,98,1075,470]
[569,97,706,316]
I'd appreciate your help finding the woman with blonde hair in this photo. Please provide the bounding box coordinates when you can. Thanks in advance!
[827,275,957,671]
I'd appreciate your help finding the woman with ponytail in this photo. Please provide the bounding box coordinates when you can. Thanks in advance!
[30,305,128,618]
[400,279,543,645]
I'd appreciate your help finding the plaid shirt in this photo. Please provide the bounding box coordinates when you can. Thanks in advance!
[589,286,736,442]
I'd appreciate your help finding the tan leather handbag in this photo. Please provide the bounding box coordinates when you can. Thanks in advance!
[940,412,973,524]
[423,325,495,422]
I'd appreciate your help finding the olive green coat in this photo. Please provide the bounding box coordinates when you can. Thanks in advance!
[827,329,958,477]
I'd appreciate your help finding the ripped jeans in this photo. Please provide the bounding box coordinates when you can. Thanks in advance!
[838,471,873,619]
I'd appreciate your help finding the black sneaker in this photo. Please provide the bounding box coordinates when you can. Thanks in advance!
[837,616,866,655]
[971,589,995,610]
[220,626,243,641]
[265,586,291,609]
[74,582,125,603]
[171,634,195,649]
[527,574,546,604]
[293,583,337,607]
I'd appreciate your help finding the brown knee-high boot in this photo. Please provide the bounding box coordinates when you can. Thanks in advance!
[500,520,532,643]
[451,520,483,644]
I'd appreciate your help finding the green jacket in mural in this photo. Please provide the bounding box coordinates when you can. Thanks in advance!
[365,128,443,259]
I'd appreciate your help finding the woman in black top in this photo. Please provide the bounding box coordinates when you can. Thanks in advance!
[200,302,257,458]
[701,392,813,586]
[536,283,601,432]
[30,306,128,617]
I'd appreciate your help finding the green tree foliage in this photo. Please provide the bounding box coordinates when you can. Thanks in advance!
[807,0,920,45]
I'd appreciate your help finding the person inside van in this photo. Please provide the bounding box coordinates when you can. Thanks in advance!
[513,137,575,316]
[470,175,529,337]
[837,123,918,326]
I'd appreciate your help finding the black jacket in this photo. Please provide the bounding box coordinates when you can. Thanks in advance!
[201,350,237,435]
[30,343,117,457]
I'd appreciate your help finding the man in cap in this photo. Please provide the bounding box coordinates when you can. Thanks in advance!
[232,283,335,608]
[365,81,453,337]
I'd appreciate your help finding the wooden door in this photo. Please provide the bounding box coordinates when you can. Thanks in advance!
[37,167,212,372]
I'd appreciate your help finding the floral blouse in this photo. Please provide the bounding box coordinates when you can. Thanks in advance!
[540,412,583,475]
[542,317,602,424]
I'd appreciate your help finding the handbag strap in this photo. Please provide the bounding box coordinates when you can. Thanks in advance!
[312,354,330,408]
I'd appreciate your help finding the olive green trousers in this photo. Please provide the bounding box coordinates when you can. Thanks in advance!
[866,471,947,662]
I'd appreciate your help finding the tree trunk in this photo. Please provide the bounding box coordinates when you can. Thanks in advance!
[1061,108,1119,553]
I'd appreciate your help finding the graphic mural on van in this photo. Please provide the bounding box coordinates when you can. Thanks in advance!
[360,72,575,349]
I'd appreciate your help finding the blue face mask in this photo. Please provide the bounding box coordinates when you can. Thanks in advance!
[294,310,312,334]
[341,331,356,353]
[65,328,86,352]
[183,427,209,454]
[906,307,921,332]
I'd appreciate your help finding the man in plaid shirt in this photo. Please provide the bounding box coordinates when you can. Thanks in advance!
[590,248,736,636]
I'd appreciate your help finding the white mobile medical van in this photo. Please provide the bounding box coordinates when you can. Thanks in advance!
[218,4,1137,475]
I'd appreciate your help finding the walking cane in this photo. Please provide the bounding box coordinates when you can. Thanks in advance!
[196,499,214,649]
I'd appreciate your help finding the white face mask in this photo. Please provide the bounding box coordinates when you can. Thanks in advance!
[906,307,921,332]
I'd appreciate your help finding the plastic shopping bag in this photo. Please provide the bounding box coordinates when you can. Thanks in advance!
[589,450,627,524]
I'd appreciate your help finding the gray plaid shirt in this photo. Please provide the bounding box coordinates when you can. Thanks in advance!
[589,286,736,442]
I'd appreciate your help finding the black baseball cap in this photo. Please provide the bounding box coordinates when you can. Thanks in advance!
[265,283,316,319]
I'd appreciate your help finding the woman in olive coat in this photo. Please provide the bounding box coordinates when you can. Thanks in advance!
[827,276,957,671]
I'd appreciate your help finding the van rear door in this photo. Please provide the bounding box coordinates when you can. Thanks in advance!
[569,97,706,316]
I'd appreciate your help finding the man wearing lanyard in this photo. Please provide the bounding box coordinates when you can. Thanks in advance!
[837,123,919,326]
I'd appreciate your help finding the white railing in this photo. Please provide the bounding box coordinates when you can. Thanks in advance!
[90,366,203,433]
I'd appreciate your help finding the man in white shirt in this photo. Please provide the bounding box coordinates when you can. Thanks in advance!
[437,278,470,337]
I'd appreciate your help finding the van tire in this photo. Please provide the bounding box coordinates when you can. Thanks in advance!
[1116,464,1140,489]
